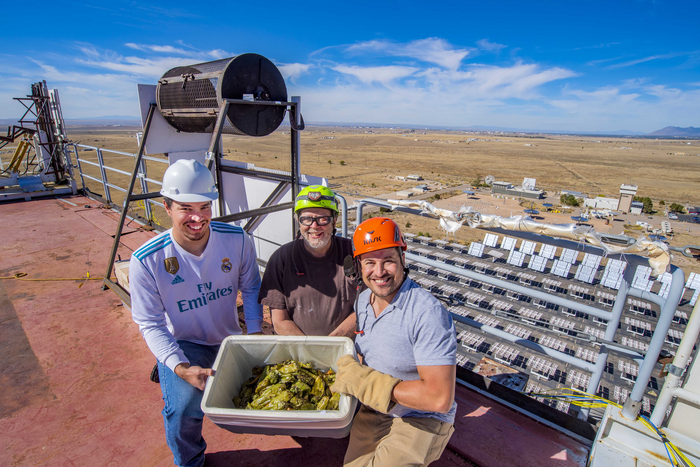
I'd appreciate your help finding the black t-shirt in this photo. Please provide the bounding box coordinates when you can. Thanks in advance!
[258,236,357,335]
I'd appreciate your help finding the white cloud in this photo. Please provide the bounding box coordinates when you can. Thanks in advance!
[125,43,192,55]
[76,55,194,78]
[417,62,577,99]
[278,63,311,82]
[332,65,419,85]
[477,39,506,52]
[605,52,691,69]
[347,38,472,70]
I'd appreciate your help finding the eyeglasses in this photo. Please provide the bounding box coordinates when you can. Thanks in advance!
[298,215,334,226]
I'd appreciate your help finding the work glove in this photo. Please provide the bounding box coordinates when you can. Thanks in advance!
[330,354,401,414]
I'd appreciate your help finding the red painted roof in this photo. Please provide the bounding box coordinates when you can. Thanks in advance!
[0,196,589,466]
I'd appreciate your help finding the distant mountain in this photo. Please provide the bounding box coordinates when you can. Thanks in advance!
[648,126,700,137]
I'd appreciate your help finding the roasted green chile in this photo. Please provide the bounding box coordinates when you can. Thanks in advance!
[233,360,340,411]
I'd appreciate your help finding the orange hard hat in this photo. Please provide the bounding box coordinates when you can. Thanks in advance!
[352,217,407,257]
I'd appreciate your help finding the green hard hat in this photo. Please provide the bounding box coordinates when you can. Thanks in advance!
[295,185,338,213]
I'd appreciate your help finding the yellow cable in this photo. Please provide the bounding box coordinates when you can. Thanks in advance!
[528,387,696,467]
[0,272,109,282]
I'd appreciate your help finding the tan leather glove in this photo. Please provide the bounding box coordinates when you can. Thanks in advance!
[330,354,401,414]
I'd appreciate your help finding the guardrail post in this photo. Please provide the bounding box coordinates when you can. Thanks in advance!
[336,194,348,238]
[72,143,87,192]
[138,157,152,222]
[95,148,111,203]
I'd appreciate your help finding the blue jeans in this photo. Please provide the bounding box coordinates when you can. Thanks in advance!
[158,340,220,467]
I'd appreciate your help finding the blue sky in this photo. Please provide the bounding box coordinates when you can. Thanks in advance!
[2,0,699,133]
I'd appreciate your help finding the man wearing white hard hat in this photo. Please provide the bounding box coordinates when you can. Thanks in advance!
[130,159,263,467]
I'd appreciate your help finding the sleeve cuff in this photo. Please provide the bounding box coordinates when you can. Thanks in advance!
[246,320,263,334]
[164,352,189,372]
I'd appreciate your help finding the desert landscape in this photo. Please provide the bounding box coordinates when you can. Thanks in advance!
[41,124,700,274]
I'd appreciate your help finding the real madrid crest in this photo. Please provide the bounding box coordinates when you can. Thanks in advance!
[221,257,232,273]
[164,257,179,275]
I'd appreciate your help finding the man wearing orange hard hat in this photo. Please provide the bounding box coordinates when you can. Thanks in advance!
[331,217,457,467]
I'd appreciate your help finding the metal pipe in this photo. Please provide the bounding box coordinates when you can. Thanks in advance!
[220,164,293,183]
[580,263,634,420]
[138,158,152,222]
[205,100,229,218]
[622,265,685,420]
[627,287,667,308]
[291,97,301,236]
[95,148,111,203]
[242,182,290,233]
[80,173,107,184]
[451,313,597,372]
[74,159,137,178]
[672,387,700,407]
[335,193,348,238]
[75,145,137,157]
[406,252,614,320]
[102,104,155,291]
[214,202,294,224]
[131,192,163,201]
[650,293,700,425]
[72,144,87,192]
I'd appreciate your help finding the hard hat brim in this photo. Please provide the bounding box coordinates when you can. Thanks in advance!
[160,190,219,203]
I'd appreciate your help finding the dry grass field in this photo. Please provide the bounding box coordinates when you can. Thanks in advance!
[67,125,700,204]
[58,125,700,275]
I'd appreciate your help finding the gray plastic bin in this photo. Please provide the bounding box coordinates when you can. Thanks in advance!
[201,335,357,438]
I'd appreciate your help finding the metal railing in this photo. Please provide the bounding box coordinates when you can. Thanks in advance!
[68,143,166,224]
[353,198,687,422]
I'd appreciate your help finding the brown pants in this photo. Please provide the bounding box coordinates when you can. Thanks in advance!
[344,406,455,467]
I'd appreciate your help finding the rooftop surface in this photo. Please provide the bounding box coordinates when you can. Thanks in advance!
[1,195,589,466]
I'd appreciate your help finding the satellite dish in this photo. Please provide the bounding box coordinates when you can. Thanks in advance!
[485,175,495,186]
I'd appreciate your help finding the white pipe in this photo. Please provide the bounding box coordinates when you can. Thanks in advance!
[672,387,700,407]
[650,297,700,425]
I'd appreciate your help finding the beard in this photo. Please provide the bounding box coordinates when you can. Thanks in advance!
[302,230,332,250]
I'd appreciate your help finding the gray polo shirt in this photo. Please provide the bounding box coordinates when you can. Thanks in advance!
[355,277,457,424]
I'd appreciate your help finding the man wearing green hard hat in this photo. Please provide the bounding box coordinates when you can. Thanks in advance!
[258,185,357,337]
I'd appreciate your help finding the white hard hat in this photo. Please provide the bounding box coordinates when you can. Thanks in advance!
[160,159,218,202]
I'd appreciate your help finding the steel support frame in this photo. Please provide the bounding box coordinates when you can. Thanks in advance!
[101,97,305,307]
[290,97,301,236]
[102,103,157,296]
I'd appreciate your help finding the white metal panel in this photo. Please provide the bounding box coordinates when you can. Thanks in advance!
[539,244,557,259]
[528,255,547,272]
[483,233,499,247]
[520,240,536,256]
[507,249,525,267]
[468,242,484,257]
[501,236,517,251]
[552,260,572,278]
[560,248,578,264]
